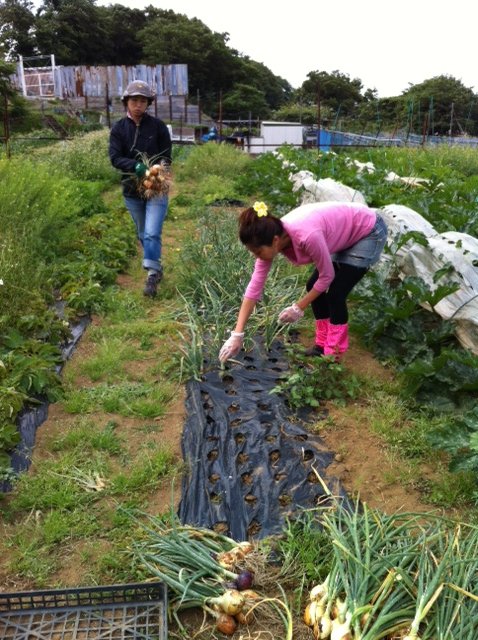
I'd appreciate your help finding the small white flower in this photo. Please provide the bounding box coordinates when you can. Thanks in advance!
[0,279,3,285]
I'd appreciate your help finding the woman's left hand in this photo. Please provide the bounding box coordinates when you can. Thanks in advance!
[278,303,304,324]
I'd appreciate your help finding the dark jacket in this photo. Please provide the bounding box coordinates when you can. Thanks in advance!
[109,112,172,198]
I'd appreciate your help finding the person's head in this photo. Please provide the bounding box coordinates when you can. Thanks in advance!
[121,80,154,115]
[239,202,284,260]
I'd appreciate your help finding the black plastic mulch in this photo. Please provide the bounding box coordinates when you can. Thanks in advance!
[1,315,90,493]
[179,337,347,540]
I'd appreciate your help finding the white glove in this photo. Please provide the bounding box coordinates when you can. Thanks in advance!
[278,303,304,324]
[219,331,244,363]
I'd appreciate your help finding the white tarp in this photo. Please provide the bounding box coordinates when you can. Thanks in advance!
[380,206,478,354]
[290,171,367,204]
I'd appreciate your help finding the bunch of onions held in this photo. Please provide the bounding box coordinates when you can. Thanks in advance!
[139,161,172,199]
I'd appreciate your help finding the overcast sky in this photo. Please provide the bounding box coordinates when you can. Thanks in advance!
[32,0,477,98]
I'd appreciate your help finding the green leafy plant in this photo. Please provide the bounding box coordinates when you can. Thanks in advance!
[270,343,361,410]
[428,406,478,477]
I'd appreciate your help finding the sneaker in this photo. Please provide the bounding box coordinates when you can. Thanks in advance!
[143,271,160,297]
[304,344,324,357]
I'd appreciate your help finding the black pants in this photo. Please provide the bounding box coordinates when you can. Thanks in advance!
[305,263,368,325]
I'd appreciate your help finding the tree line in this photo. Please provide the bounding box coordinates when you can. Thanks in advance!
[1,0,478,136]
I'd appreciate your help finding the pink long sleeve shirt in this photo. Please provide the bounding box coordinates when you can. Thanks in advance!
[243,201,377,301]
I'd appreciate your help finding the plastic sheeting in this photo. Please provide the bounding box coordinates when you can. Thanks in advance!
[380,205,478,354]
[289,171,367,205]
[179,338,346,540]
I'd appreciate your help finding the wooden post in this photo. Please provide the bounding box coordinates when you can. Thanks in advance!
[449,102,454,137]
[3,94,11,159]
[218,90,223,141]
[421,112,429,146]
[105,82,111,129]
[317,82,321,151]
[197,89,201,126]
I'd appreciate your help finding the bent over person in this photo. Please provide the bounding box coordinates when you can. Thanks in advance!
[109,80,172,297]
[219,200,388,362]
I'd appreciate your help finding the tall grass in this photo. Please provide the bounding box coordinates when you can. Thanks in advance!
[174,141,251,181]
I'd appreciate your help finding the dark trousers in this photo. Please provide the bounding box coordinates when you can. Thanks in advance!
[305,263,367,324]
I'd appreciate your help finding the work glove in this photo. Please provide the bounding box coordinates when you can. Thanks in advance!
[134,162,148,178]
[219,331,244,363]
[278,303,304,324]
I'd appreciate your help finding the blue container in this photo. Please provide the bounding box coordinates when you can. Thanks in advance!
[318,129,331,151]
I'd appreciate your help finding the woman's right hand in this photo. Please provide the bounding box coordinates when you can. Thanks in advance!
[219,331,244,363]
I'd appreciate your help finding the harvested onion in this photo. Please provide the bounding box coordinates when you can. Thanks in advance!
[235,569,254,591]
[215,612,237,636]
[209,589,245,616]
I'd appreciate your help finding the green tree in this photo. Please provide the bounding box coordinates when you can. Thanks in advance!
[0,59,32,128]
[0,58,16,96]
[236,58,293,110]
[97,4,147,65]
[402,75,478,136]
[34,0,107,65]
[220,83,270,120]
[139,10,239,108]
[300,69,364,115]
[0,0,36,59]
[271,102,335,126]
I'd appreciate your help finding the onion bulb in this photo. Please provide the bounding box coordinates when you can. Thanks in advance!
[215,613,237,636]
[304,603,313,627]
[235,608,254,625]
[235,570,254,591]
[217,551,236,568]
[319,613,332,638]
[310,577,329,602]
[304,600,323,627]
[330,611,352,640]
[209,589,245,616]
[237,541,254,554]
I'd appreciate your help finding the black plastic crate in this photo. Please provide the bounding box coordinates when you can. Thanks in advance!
[0,581,167,639]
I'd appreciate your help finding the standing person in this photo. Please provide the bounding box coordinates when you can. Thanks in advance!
[219,200,387,363]
[109,80,172,297]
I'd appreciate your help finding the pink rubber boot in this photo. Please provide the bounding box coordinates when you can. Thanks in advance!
[323,323,349,359]
[305,319,329,356]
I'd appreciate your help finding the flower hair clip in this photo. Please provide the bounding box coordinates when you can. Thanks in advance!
[253,201,268,217]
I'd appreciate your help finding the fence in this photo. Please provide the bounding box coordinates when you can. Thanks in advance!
[317,129,478,149]
[13,63,188,100]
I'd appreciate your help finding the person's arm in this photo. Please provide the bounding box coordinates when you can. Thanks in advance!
[234,297,256,333]
[219,258,272,362]
[109,122,137,173]
[296,287,320,311]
